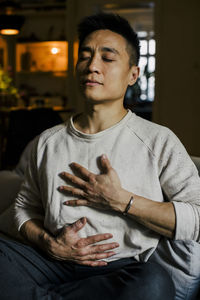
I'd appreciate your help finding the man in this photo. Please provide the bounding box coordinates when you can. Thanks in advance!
[0,13,200,300]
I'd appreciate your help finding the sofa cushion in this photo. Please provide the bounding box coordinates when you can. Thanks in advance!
[0,171,23,214]
[191,156,200,175]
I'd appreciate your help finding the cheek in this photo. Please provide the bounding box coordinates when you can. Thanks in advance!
[106,68,129,90]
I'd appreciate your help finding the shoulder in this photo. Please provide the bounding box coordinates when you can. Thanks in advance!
[127,113,194,176]
[26,121,70,167]
[26,121,69,162]
[126,113,180,157]
[36,122,68,151]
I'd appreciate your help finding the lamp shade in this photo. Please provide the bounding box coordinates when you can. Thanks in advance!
[0,14,25,35]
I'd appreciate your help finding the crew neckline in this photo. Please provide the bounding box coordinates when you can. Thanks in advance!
[68,109,134,140]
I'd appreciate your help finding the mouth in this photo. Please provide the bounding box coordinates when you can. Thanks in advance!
[81,79,103,86]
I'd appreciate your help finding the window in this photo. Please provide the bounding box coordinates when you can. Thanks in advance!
[138,31,155,101]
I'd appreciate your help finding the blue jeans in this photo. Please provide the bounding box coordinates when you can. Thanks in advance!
[0,237,175,300]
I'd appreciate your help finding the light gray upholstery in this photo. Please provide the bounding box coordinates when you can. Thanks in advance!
[191,156,200,175]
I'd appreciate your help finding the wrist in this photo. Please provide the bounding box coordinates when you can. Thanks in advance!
[38,229,49,245]
[20,219,52,250]
[123,196,134,216]
[117,189,134,213]
[39,229,56,253]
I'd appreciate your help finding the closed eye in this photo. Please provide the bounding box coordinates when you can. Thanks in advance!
[102,57,115,62]
[78,56,91,62]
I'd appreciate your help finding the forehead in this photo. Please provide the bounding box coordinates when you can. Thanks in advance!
[81,29,127,52]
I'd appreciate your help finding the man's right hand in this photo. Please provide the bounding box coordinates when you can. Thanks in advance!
[21,217,119,267]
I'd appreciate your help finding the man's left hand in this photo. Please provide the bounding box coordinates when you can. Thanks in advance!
[59,154,130,213]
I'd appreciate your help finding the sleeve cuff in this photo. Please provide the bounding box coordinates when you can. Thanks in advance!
[15,209,44,232]
[173,201,198,240]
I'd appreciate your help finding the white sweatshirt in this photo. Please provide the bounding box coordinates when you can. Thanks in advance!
[15,110,200,262]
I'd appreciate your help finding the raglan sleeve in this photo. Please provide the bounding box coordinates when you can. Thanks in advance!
[14,136,45,231]
[158,129,200,241]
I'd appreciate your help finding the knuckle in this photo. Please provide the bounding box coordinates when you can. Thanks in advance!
[88,174,95,183]
[84,183,90,193]
[71,190,76,196]
[95,253,104,259]
[71,177,76,184]
[77,256,85,261]
[93,235,102,243]
[82,190,87,197]
[98,245,105,252]
[97,252,111,259]
[89,253,96,260]
[87,190,93,196]
[76,239,85,248]
[77,248,87,256]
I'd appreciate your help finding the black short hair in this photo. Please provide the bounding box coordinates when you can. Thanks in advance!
[78,13,140,66]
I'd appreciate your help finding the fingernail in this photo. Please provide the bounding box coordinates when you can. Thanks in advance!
[59,186,64,190]
[105,234,112,238]
[65,201,69,205]
[76,219,83,227]
[108,252,115,256]
[80,217,86,224]
[102,154,107,160]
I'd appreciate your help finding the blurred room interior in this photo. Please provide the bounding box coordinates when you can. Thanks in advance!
[0,0,199,169]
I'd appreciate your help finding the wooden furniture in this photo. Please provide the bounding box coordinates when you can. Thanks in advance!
[0,105,74,169]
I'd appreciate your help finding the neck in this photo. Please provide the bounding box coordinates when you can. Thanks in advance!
[73,100,128,134]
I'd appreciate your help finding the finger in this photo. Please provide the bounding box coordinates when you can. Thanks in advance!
[79,233,114,247]
[69,217,87,233]
[76,251,116,261]
[77,260,108,267]
[76,242,119,255]
[59,185,85,197]
[91,242,119,253]
[61,172,86,187]
[64,199,89,206]
[70,162,95,180]
[101,154,112,172]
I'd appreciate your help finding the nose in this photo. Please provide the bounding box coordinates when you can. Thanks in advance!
[87,54,101,73]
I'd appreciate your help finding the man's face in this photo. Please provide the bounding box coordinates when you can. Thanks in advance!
[76,29,139,104]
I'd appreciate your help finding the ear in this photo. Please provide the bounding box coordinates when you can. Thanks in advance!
[128,66,140,86]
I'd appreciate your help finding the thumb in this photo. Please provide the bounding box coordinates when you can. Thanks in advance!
[70,217,87,233]
[101,154,112,172]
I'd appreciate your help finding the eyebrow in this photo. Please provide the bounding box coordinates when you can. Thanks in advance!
[79,46,120,55]
[79,46,92,53]
[101,47,120,55]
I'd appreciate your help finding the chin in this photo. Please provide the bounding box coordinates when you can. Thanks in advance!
[82,92,105,103]
[85,97,105,104]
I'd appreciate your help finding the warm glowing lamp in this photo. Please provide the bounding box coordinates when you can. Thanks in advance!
[0,1,24,36]
[0,28,19,35]
[51,47,59,55]
[0,15,24,35]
